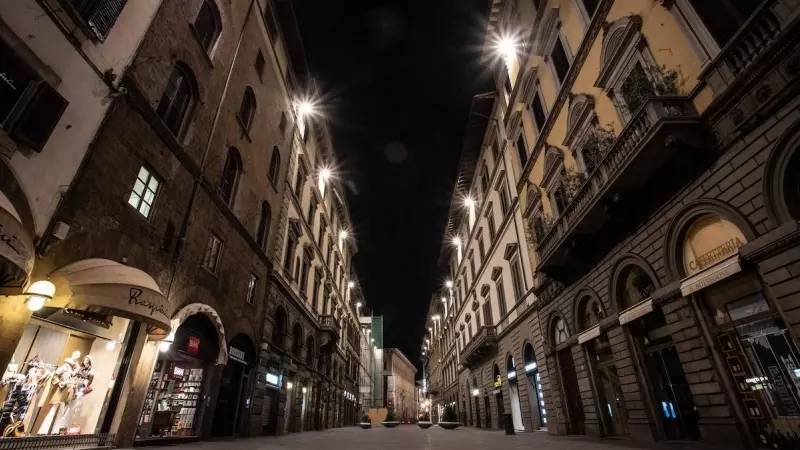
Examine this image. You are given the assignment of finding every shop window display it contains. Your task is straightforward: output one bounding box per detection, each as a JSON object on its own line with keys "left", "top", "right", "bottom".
{"left": 0, "top": 311, "right": 128, "bottom": 438}
{"left": 136, "top": 314, "right": 218, "bottom": 441}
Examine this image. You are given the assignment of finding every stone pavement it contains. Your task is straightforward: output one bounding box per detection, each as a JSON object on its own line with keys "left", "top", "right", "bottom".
{"left": 126, "top": 425, "right": 712, "bottom": 450}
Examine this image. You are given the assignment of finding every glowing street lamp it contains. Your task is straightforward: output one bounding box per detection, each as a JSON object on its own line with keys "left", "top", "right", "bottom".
{"left": 497, "top": 37, "right": 517, "bottom": 61}
{"left": 445, "top": 280, "right": 453, "bottom": 289}
{"left": 348, "top": 281, "right": 355, "bottom": 289}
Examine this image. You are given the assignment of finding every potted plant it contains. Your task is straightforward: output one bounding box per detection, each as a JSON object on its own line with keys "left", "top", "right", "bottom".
{"left": 417, "top": 412, "right": 433, "bottom": 429}
{"left": 358, "top": 414, "right": 371, "bottom": 429}
{"left": 382, "top": 409, "right": 400, "bottom": 428}
{"left": 438, "top": 405, "right": 461, "bottom": 430}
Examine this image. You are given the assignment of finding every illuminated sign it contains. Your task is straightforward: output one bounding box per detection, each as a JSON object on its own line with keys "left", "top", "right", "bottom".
{"left": 188, "top": 336, "right": 200, "bottom": 354}
{"left": 687, "top": 238, "right": 744, "bottom": 272}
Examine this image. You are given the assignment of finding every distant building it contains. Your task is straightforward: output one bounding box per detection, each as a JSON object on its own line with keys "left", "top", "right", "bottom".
{"left": 383, "top": 348, "right": 417, "bottom": 421}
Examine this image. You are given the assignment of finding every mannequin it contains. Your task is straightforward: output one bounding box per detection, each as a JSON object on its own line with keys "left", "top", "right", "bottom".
{"left": 37, "top": 351, "right": 80, "bottom": 435}
{"left": 54, "top": 355, "right": 95, "bottom": 433}
{"left": 1, "top": 356, "right": 51, "bottom": 437}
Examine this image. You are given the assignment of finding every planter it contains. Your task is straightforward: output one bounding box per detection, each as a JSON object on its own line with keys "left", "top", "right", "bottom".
{"left": 358, "top": 422, "right": 372, "bottom": 429}
{"left": 438, "top": 422, "right": 461, "bottom": 430}
{"left": 382, "top": 421, "right": 400, "bottom": 428}
{"left": 417, "top": 421, "right": 433, "bottom": 429}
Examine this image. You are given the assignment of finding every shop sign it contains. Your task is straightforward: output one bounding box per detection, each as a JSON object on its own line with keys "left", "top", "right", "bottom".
{"left": 619, "top": 299, "right": 654, "bottom": 325}
{"left": 680, "top": 256, "right": 742, "bottom": 296}
{"left": 494, "top": 375, "right": 501, "bottom": 388}
{"left": 229, "top": 346, "right": 246, "bottom": 364}
{"left": 0, "top": 206, "right": 34, "bottom": 282}
{"left": 682, "top": 216, "right": 747, "bottom": 276}
{"left": 578, "top": 325, "right": 601, "bottom": 344}
{"left": 686, "top": 237, "right": 744, "bottom": 273}
{"left": 188, "top": 336, "right": 200, "bottom": 354}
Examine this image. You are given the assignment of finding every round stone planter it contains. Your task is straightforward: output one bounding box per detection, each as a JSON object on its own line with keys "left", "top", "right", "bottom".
{"left": 438, "top": 422, "right": 461, "bottom": 430}
{"left": 358, "top": 422, "right": 372, "bottom": 429}
{"left": 417, "top": 421, "right": 433, "bottom": 429}
{"left": 382, "top": 421, "right": 400, "bottom": 428}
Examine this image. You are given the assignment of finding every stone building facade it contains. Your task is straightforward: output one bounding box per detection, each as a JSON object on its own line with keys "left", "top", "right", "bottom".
{"left": 426, "top": 1, "right": 800, "bottom": 449}
{"left": 0, "top": 0, "right": 366, "bottom": 447}
{"left": 383, "top": 348, "right": 417, "bottom": 421}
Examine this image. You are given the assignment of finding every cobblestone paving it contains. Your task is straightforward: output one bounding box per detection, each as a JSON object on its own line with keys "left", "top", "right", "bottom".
{"left": 130, "top": 425, "right": 707, "bottom": 450}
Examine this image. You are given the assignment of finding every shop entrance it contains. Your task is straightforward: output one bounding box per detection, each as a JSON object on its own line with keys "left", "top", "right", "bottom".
{"left": 523, "top": 343, "right": 546, "bottom": 430}
{"left": 493, "top": 364, "right": 504, "bottom": 429}
{"left": 136, "top": 314, "right": 220, "bottom": 441}
{"left": 558, "top": 348, "right": 586, "bottom": 435}
{"left": 592, "top": 335, "right": 629, "bottom": 437}
{"left": 212, "top": 334, "right": 256, "bottom": 437}
{"left": 483, "top": 396, "right": 491, "bottom": 428}
{"left": 699, "top": 272, "right": 800, "bottom": 448}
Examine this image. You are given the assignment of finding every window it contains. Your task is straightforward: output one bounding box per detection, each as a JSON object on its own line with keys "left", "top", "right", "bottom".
{"left": 311, "top": 270, "right": 321, "bottom": 311}
{"left": 283, "top": 234, "right": 297, "bottom": 275}
{"left": 245, "top": 273, "right": 258, "bottom": 305}
{"left": 295, "top": 163, "right": 306, "bottom": 197}
{"left": 510, "top": 259, "right": 525, "bottom": 303}
{"left": 194, "top": 0, "right": 221, "bottom": 52}
{"left": 157, "top": 64, "right": 196, "bottom": 136}
{"left": 220, "top": 147, "right": 242, "bottom": 205}
{"left": 619, "top": 62, "right": 656, "bottom": 115}
{"left": 516, "top": 134, "right": 528, "bottom": 168}
{"left": 237, "top": 87, "right": 256, "bottom": 132}
{"left": 582, "top": 0, "right": 599, "bottom": 16}
{"left": 202, "top": 234, "right": 223, "bottom": 274}
{"left": 551, "top": 38, "right": 570, "bottom": 83}
{"left": 299, "top": 255, "right": 310, "bottom": 295}
{"left": 478, "top": 235, "right": 486, "bottom": 262}
{"left": 486, "top": 205, "right": 497, "bottom": 240}
{"left": 553, "top": 317, "right": 569, "bottom": 345}
{"left": 68, "top": 0, "right": 128, "bottom": 40}
{"left": 496, "top": 278, "right": 508, "bottom": 317}
{"left": 256, "top": 201, "right": 271, "bottom": 248}
{"left": 308, "top": 197, "right": 318, "bottom": 225}
{"left": 490, "top": 137, "right": 500, "bottom": 163}
{"left": 264, "top": 2, "right": 278, "bottom": 41}
{"left": 531, "top": 92, "right": 546, "bottom": 131}
{"left": 483, "top": 301, "right": 493, "bottom": 326}
{"left": 687, "top": 0, "right": 758, "bottom": 48}
{"left": 127, "top": 166, "right": 160, "bottom": 219}
{"left": 498, "top": 183, "right": 511, "bottom": 218}
{"left": 268, "top": 146, "right": 280, "bottom": 185}
{"left": 552, "top": 184, "right": 568, "bottom": 216}
{"left": 480, "top": 167, "right": 490, "bottom": 196}
{"left": 469, "top": 256, "right": 477, "bottom": 282}
{"left": 254, "top": 50, "right": 265, "bottom": 80}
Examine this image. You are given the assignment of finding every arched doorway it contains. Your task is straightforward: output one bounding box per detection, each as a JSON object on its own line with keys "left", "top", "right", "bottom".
{"left": 616, "top": 262, "right": 700, "bottom": 441}
{"left": 553, "top": 315, "right": 585, "bottom": 434}
{"left": 136, "top": 313, "right": 221, "bottom": 441}
{"left": 678, "top": 214, "right": 800, "bottom": 447}
{"left": 577, "top": 294, "right": 628, "bottom": 437}
{"left": 493, "top": 364, "right": 504, "bottom": 429}
{"left": 523, "top": 342, "right": 546, "bottom": 430}
{"left": 212, "top": 333, "right": 257, "bottom": 437}
{"left": 506, "top": 354, "right": 524, "bottom": 431}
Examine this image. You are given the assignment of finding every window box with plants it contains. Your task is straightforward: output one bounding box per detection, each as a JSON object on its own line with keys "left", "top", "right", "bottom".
{"left": 417, "top": 412, "right": 433, "bottom": 429}
{"left": 359, "top": 414, "right": 372, "bottom": 429}
{"left": 438, "top": 405, "right": 461, "bottom": 430}
{"left": 382, "top": 409, "right": 400, "bottom": 428}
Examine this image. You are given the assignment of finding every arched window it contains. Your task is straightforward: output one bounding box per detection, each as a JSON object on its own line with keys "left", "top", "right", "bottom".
{"left": 256, "top": 201, "right": 271, "bottom": 248}
{"left": 506, "top": 355, "right": 516, "bottom": 378}
{"left": 523, "top": 343, "right": 537, "bottom": 372}
{"left": 194, "top": 0, "right": 221, "bottom": 52}
{"left": 238, "top": 87, "right": 256, "bottom": 132}
{"left": 552, "top": 317, "right": 569, "bottom": 346}
{"left": 157, "top": 63, "right": 197, "bottom": 136}
{"left": 292, "top": 323, "right": 303, "bottom": 357}
{"left": 268, "top": 146, "right": 280, "bottom": 185}
{"left": 578, "top": 295, "right": 603, "bottom": 331}
{"left": 272, "top": 306, "right": 286, "bottom": 347}
{"left": 220, "top": 147, "right": 242, "bottom": 205}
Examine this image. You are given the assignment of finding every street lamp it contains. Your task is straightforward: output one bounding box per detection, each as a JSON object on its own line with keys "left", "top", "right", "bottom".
{"left": 24, "top": 280, "right": 55, "bottom": 312}
{"left": 348, "top": 281, "right": 355, "bottom": 289}
{"left": 496, "top": 36, "right": 517, "bottom": 61}
{"left": 445, "top": 280, "right": 453, "bottom": 289}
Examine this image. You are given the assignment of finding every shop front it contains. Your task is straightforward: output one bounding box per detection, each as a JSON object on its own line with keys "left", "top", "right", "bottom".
{"left": 505, "top": 356, "right": 524, "bottom": 431}
{"left": 135, "top": 311, "right": 222, "bottom": 443}
{"left": 259, "top": 360, "right": 282, "bottom": 435}
{"left": 211, "top": 334, "right": 256, "bottom": 438}
{"left": 523, "top": 343, "right": 547, "bottom": 430}
{"left": 0, "top": 259, "right": 171, "bottom": 448}
{"left": 677, "top": 214, "right": 800, "bottom": 449}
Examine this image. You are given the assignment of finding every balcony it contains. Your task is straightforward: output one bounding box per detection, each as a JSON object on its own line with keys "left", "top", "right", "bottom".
{"left": 537, "top": 97, "right": 708, "bottom": 276}
{"left": 459, "top": 326, "right": 498, "bottom": 370}
{"left": 319, "top": 315, "right": 341, "bottom": 349}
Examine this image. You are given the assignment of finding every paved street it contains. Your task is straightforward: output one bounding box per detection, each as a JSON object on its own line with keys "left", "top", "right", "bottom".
{"left": 130, "top": 426, "right": 703, "bottom": 450}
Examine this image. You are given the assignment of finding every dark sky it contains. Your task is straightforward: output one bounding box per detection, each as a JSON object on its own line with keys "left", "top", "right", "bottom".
{"left": 294, "top": 0, "right": 491, "bottom": 370}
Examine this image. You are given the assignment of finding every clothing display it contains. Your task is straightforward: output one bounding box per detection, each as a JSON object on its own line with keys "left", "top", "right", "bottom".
{"left": 1, "top": 349, "right": 101, "bottom": 437}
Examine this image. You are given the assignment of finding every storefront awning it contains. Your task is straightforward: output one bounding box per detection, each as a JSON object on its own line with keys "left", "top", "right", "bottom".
{"left": 0, "top": 203, "right": 34, "bottom": 291}
{"left": 48, "top": 259, "right": 171, "bottom": 335}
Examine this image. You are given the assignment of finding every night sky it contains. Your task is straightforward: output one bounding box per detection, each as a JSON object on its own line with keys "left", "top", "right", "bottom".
{"left": 294, "top": 0, "right": 492, "bottom": 370}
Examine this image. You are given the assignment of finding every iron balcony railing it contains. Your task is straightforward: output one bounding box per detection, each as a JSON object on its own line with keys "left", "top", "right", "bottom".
{"left": 319, "top": 315, "right": 341, "bottom": 334}
{"left": 536, "top": 97, "right": 699, "bottom": 268}
{"left": 66, "top": 0, "right": 128, "bottom": 40}
{"left": 459, "top": 326, "right": 498, "bottom": 367}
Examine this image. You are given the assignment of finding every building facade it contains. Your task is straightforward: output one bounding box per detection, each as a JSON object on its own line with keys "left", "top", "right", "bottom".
{"left": 0, "top": 0, "right": 367, "bottom": 447}
{"left": 383, "top": 348, "right": 417, "bottom": 422}
{"left": 426, "top": 0, "right": 800, "bottom": 449}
